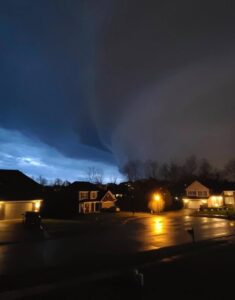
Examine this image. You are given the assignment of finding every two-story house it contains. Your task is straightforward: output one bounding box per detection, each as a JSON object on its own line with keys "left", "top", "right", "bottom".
{"left": 183, "top": 180, "right": 235, "bottom": 209}
{"left": 70, "top": 182, "right": 117, "bottom": 214}
{"left": 69, "top": 182, "right": 100, "bottom": 214}
{"left": 183, "top": 181, "right": 210, "bottom": 209}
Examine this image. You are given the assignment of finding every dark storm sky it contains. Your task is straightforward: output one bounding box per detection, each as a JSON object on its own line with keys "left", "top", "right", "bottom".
{"left": 0, "top": 0, "right": 235, "bottom": 180}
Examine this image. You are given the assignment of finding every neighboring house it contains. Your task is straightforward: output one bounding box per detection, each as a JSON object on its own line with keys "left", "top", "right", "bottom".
{"left": 70, "top": 181, "right": 117, "bottom": 214}
{"left": 0, "top": 170, "right": 43, "bottom": 220}
{"left": 183, "top": 180, "right": 235, "bottom": 209}
{"left": 106, "top": 183, "right": 124, "bottom": 199}
{"left": 70, "top": 182, "right": 100, "bottom": 214}
{"left": 100, "top": 190, "right": 117, "bottom": 210}
{"left": 79, "top": 190, "right": 117, "bottom": 214}
{"left": 70, "top": 182, "right": 117, "bottom": 214}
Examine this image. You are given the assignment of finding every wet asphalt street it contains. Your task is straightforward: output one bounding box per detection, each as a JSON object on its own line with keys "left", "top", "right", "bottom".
{"left": 0, "top": 210, "right": 235, "bottom": 276}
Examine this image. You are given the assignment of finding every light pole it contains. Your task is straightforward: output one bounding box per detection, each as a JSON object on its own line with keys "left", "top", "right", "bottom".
{"left": 152, "top": 193, "right": 163, "bottom": 214}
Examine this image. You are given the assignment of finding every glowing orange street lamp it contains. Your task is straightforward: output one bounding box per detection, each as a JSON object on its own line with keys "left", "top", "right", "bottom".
{"left": 154, "top": 193, "right": 161, "bottom": 202}
{"left": 149, "top": 193, "right": 164, "bottom": 214}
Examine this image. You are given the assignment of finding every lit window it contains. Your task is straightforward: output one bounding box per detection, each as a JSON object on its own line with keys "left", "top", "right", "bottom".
{"left": 225, "top": 197, "right": 234, "bottom": 205}
{"left": 224, "top": 191, "right": 234, "bottom": 196}
{"left": 188, "top": 191, "right": 196, "bottom": 196}
{"left": 79, "top": 191, "right": 89, "bottom": 200}
{"left": 90, "top": 191, "right": 98, "bottom": 200}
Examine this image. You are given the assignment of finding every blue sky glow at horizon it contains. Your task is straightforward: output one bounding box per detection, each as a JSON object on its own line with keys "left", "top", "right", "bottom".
{"left": 0, "top": 128, "right": 123, "bottom": 183}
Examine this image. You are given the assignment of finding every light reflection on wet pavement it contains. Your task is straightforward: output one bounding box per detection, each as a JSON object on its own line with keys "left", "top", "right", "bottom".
{"left": 0, "top": 211, "right": 234, "bottom": 275}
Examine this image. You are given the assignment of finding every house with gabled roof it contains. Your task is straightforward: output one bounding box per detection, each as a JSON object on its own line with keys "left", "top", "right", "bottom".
{"left": 100, "top": 190, "right": 117, "bottom": 211}
{"left": 69, "top": 182, "right": 118, "bottom": 214}
{"left": 0, "top": 169, "right": 43, "bottom": 219}
{"left": 183, "top": 180, "right": 235, "bottom": 209}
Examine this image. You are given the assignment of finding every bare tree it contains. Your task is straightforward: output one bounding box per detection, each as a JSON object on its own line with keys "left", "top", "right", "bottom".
{"left": 159, "top": 162, "right": 182, "bottom": 182}
{"left": 144, "top": 160, "right": 159, "bottom": 179}
{"left": 109, "top": 175, "right": 118, "bottom": 184}
{"left": 120, "top": 160, "right": 142, "bottom": 182}
{"left": 62, "top": 180, "right": 71, "bottom": 187}
{"left": 54, "top": 178, "right": 63, "bottom": 186}
{"left": 198, "top": 159, "right": 213, "bottom": 179}
{"left": 37, "top": 175, "right": 48, "bottom": 186}
{"left": 159, "top": 163, "right": 169, "bottom": 181}
{"left": 95, "top": 170, "right": 104, "bottom": 184}
{"left": 87, "top": 167, "right": 104, "bottom": 184}
{"left": 212, "top": 168, "right": 223, "bottom": 181}
{"left": 182, "top": 155, "right": 198, "bottom": 179}
{"left": 168, "top": 162, "right": 182, "bottom": 182}
{"left": 224, "top": 159, "right": 235, "bottom": 181}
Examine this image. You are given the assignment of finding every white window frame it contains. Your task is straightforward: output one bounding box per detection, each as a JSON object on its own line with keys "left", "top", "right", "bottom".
{"left": 79, "top": 191, "right": 89, "bottom": 201}
{"left": 188, "top": 190, "right": 197, "bottom": 197}
{"left": 90, "top": 191, "right": 98, "bottom": 200}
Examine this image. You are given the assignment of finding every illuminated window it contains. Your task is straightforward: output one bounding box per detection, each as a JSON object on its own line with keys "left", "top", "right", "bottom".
{"left": 90, "top": 191, "right": 98, "bottom": 200}
{"left": 188, "top": 191, "right": 196, "bottom": 196}
{"left": 224, "top": 191, "right": 234, "bottom": 196}
{"left": 209, "top": 196, "right": 223, "bottom": 207}
{"left": 79, "top": 191, "right": 89, "bottom": 200}
{"left": 225, "top": 197, "right": 234, "bottom": 205}
{"left": 198, "top": 191, "right": 208, "bottom": 197}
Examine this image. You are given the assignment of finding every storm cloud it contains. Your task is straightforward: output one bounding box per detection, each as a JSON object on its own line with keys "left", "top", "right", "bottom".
{"left": 0, "top": 0, "right": 235, "bottom": 179}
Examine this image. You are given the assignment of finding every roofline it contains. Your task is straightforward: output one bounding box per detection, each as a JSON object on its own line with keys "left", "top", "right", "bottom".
{"left": 100, "top": 190, "right": 117, "bottom": 202}
{"left": 0, "top": 199, "right": 43, "bottom": 203}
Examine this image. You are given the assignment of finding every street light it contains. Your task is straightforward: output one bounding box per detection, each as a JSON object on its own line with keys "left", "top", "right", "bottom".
{"left": 149, "top": 192, "right": 164, "bottom": 214}
{"left": 154, "top": 193, "right": 161, "bottom": 202}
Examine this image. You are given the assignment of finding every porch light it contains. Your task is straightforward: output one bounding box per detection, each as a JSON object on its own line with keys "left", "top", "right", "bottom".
{"left": 34, "top": 201, "right": 41, "bottom": 211}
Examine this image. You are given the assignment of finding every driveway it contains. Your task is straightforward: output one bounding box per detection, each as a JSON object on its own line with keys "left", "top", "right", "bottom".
{"left": 0, "top": 219, "right": 43, "bottom": 245}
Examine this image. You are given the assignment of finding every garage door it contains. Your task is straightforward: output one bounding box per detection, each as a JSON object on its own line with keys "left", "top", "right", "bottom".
{"left": 188, "top": 200, "right": 201, "bottom": 209}
{"left": 4, "top": 202, "right": 33, "bottom": 219}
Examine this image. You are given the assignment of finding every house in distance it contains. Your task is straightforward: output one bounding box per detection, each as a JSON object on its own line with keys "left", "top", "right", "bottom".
{"left": 183, "top": 180, "right": 235, "bottom": 210}
{"left": 0, "top": 170, "right": 43, "bottom": 220}
{"left": 69, "top": 181, "right": 118, "bottom": 214}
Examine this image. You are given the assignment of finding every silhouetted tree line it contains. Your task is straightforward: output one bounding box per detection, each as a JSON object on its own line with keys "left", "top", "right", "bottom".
{"left": 34, "top": 176, "right": 71, "bottom": 188}
{"left": 120, "top": 156, "right": 235, "bottom": 183}
{"left": 34, "top": 157, "right": 235, "bottom": 217}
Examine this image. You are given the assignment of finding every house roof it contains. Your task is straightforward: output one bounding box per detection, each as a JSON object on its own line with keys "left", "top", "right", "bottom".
{"left": 186, "top": 179, "right": 235, "bottom": 194}
{"left": 0, "top": 169, "right": 42, "bottom": 200}
{"left": 69, "top": 181, "right": 98, "bottom": 191}
{"left": 100, "top": 190, "right": 117, "bottom": 202}
{"left": 106, "top": 184, "right": 125, "bottom": 194}
{"left": 186, "top": 180, "right": 209, "bottom": 191}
